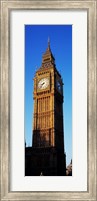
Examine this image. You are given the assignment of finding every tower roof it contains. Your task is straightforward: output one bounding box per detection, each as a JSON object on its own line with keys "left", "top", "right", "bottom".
{"left": 42, "top": 38, "right": 55, "bottom": 66}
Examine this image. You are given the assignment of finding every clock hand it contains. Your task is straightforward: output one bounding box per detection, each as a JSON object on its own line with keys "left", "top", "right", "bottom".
{"left": 41, "top": 82, "right": 45, "bottom": 86}
{"left": 40, "top": 82, "right": 45, "bottom": 88}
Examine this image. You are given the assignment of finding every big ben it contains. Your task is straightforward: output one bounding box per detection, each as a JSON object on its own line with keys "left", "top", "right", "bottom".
{"left": 25, "top": 39, "right": 66, "bottom": 176}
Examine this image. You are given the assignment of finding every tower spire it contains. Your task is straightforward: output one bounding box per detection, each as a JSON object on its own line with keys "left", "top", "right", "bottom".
{"left": 48, "top": 37, "right": 50, "bottom": 50}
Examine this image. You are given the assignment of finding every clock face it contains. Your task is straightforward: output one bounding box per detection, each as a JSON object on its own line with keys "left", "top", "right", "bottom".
{"left": 56, "top": 81, "right": 62, "bottom": 93}
{"left": 38, "top": 78, "right": 49, "bottom": 90}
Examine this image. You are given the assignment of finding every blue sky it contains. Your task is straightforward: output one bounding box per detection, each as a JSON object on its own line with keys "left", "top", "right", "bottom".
{"left": 25, "top": 25, "right": 72, "bottom": 166}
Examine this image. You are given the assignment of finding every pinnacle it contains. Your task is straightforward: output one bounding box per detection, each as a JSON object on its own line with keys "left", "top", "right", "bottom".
{"left": 48, "top": 37, "right": 50, "bottom": 50}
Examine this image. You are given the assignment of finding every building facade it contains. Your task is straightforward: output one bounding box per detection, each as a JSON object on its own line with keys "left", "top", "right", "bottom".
{"left": 25, "top": 40, "right": 66, "bottom": 176}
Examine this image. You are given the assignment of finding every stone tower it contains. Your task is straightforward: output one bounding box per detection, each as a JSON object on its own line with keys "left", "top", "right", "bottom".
{"left": 25, "top": 39, "right": 66, "bottom": 176}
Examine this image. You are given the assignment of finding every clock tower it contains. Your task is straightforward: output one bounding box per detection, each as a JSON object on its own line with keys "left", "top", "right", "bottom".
{"left": 25, "top": 39, "right": 66, "bottom": 176}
